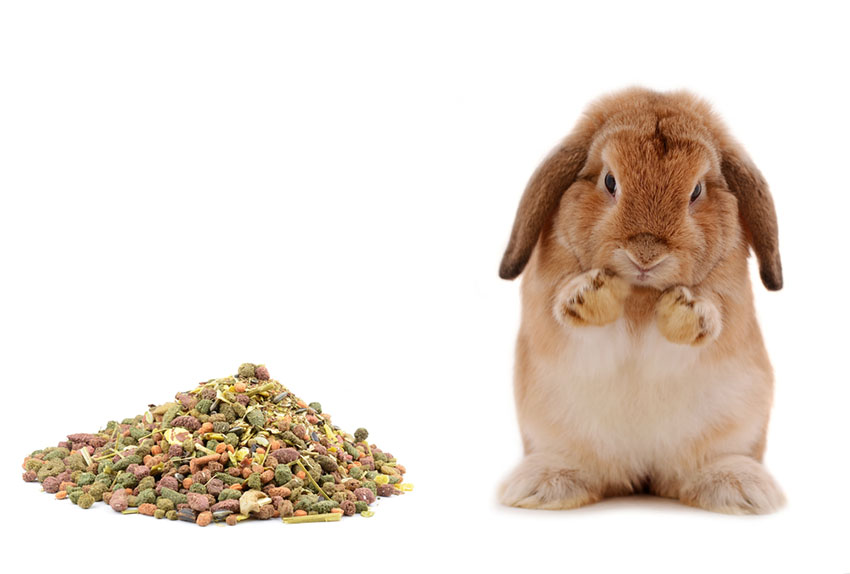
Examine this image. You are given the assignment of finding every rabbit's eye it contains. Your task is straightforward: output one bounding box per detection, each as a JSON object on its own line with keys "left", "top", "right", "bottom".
{"left": 604, "top": 173, "right": 617, "bottom": 195}
{"left": 690, "top": 183, "right": 702, "bottom": 203}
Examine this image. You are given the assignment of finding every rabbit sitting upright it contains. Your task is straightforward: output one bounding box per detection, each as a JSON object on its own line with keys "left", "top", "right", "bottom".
{"left": 498, "top": 88, "right": 784, "bottom": 514}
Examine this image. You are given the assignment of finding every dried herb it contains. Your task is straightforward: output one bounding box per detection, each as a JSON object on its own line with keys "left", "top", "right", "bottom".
{"left": 282, "top": 512, "right": 342, "bottom": 524}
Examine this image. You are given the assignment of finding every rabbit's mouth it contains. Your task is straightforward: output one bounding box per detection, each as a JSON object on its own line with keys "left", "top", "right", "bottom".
{"left": 612, "top": 249, "right": 675, "bottom": 288}
{"left": 630, "top": 257, "right": 665, "bottom": 282}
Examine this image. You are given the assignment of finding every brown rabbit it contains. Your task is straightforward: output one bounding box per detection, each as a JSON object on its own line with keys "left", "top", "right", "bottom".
{"left": 498, "top": 88, "right": 784, "bottom": 514}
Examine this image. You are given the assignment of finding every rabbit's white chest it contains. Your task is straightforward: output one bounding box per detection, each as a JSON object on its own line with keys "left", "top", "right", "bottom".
{"left": 562, "top": 318, "right": 702, "bottom": 385}
{"left": 540, "top": 318, "right": 752, "bottom": 464}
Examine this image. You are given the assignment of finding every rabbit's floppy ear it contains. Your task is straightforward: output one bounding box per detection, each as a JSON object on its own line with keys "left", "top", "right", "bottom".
{"left": 720, "top": 144, "right": 783, "bottom": 290}
{"left": 499, "top": 129, "right": 593, "bottom": 280}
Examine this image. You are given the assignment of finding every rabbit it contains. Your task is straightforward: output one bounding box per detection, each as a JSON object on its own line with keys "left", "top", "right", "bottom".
{"left": 497, "top": 87, "right": 784, "bottom": 514}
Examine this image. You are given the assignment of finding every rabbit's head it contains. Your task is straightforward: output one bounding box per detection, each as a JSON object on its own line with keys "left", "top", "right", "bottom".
{"left": 499, "top": 88, "right": 782, "bottom": 291}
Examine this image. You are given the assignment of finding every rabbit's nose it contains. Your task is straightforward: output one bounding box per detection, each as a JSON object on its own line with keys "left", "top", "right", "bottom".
{"left": 625, "top": 233, "right": 669, "bottom": 268}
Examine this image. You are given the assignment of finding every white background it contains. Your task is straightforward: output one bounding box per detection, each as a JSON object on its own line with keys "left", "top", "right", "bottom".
{"left": 1, "top": 1, "right": 848, "bottom": 572}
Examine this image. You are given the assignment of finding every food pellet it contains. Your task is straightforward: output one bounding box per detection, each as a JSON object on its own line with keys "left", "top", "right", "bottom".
{"left": 21, "top": 363, "right": 407, "bottom": 526}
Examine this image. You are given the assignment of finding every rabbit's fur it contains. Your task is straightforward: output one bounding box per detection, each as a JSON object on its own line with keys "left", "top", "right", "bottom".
{"left": 499, "top": 88, "right": 784, "bottom": 514}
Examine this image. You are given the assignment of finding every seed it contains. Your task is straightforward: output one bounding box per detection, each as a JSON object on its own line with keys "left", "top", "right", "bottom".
{"left": 177, "top": 508, "right": 196, "bottom": 523}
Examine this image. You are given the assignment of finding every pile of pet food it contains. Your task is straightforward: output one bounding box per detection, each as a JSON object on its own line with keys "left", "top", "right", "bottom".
{"left": 21, "top": 363, "right": 409, "bottom": 525}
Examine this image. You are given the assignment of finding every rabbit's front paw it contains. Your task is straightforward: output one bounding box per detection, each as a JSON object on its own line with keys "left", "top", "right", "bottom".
{"left": 655, "top": 286, "right": 721, "bottom": 345}
{"left": 554, "top": 269, "right": 630, "bottom": 327}
{"left": 679, "top": 455, "right": 785, "bottom": 515}
{"left": 499, "top": 454, "right": 599, "bottom": 510}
